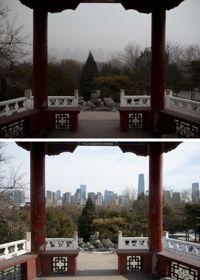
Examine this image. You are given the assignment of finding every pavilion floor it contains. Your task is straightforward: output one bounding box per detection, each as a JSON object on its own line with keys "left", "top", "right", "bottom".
{"left": 36, "top": 111, "right": 156, "bottom": 138}
{"left": 37, "top": 252, "right": 159, "bottom": 280}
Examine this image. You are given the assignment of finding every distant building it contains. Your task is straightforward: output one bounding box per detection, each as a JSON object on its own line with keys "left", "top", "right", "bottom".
{"left": 119, "top": 195, "right": 128, "bottom": 206}
{"left": 192, "top": 183, "right": 199, "bottom": 203}
{"left": 88, "top": 192, "right": 96, "bottom": 204}
{"left": 95, "top": 192, "right": 103, "bottom": 206}
{"left": 138, "top": 174, "right": 145, "bottom": 197}
{"left": 80, "top": 185, "right": 86, "bottom": 201}
{"left": 172, "top": 192, "right": 181, "bottom": 204}
{"left": 56, "top": 190, "right": 62, "bottom": 200}
{"left": 63, "top": 192, "right": 71, "bottom": 205}
{"left": 74, "top": 188, "right": 81, "bottom": 205}
{"left": 104, "top": 190, "right": 115, "bottom": 205}
{"left": 163, "top": 190, "right": 171, "bottom": 206}
{"left": 13, "top": 190, "right": 25, "bottom": 205}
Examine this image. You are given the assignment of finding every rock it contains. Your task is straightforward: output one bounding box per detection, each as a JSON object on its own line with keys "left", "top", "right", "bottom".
{"left": 93, "top": 98, "right": 104, "bottom": 107}
{"left": 91, "top": 90, "right": 101, "bottom": 99}
{"left": 101, "top": 239, "right": 113, "bottom": 248}
{"left": 93, "top": 240, "right": 103, "bottom": 249}
{"left": 103, "top": 97, "right": 116, "bottom": 107}
{"left": 94, "top": 232, "right": 100, "bottom": 240}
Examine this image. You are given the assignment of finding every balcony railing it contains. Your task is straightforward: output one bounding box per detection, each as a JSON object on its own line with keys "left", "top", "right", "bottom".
{"left": 0, "top": 89, "right": 79, "bottom": 117}
{"left": 0, "top": 232, "right": 78, "bottom": 260}
{"left": 120, "top": 89, "right": 150, "bottom": 107}
{"left": 46, "top": 232, "right": 78, "bottom": 250}
{"left": 162, "top": 232, "right": 200, "bottom": 260}
{"left": 120, "top": 89, "right": 200, "bottom": 118}
{"left": 118, "top": 231, "right": 148, "bottom": 249}
{"left": 0, "top": 239, "right": 30, "bottom": 260}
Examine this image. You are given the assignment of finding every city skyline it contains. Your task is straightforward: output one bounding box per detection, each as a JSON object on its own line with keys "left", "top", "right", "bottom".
{"left": 2, "top": 142, "right": 200, "bottom": 197}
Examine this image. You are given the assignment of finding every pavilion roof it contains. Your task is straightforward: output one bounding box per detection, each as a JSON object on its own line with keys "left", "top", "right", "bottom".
{"left": 19, "top": 0, "right": 185, "bottom": 13}
{"left": 17, "top": 142, "right": 181, "bottom": 156}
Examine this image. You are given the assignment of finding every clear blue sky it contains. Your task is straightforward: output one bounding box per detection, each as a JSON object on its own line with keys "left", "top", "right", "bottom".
{"left": 7, "top": 0, "right": 200, "bottom": 61}
{"left": 2, "top": 141, "right": 200, "bottom": 198}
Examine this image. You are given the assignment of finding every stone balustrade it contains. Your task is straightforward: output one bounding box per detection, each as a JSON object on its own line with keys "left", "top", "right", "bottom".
{"left": 0, "top": 97, "right": 33, "bottom": 117}
{"left": 0, "top": 240, "right": 30, "bottom": 260}
{"left": 0, "top": 89, "right": 79, "bottom": 117}
{"left": 118, "top": 231, "right": 148, "bottom": 249}
{"left": 120, "top": 89, "right": 200, "bottom": 118}
{"left": 120, "top": 89, "right": 150, "bottom": 107}
{"left": 46, "top": 232, "right": 78, "bottom": 250}
{"left": 162, "top": 233, "right": 200, "bottom": 260}
{"left": 165, "top": 93, "right": 200, "bottom": 117}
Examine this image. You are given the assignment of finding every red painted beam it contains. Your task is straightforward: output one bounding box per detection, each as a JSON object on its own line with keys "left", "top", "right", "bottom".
{"left": 33, "top": 9, "right": 48, "bottom": 110}
{"left": 148, "top": 142, "right": 163, "bottom": 252}
{"left": 151, "top": 9, "right": 166, "bottom": 111}
{"left": 30, "top": 143, "right": 46, "bottom": 276}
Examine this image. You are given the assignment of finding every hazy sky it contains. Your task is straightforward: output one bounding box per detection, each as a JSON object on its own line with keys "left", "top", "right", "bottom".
{"left": 7, "top": 0, "right": 200, "bottom": 60}
{"left": 2, "top": 141, "right": 200, "bottom": 199}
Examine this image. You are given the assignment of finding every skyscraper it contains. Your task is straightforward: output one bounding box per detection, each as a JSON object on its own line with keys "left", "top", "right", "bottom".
{"left": 192, "top": 183, "right": 199, "bottom": 203}
{"left": 104, "top": 190, "right": 115, "bottom": 205}
{"left": 63, "top": 192, "right": 71, "bottom": 205}
{"left": 138, "top": 174, "right": 145, "bottom": 196}
{"left": 80, "top": 185, "right": 86, "bottom": 201}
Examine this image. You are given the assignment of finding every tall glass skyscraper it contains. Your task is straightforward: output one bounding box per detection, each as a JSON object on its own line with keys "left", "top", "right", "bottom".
{"left": 138, "top": 174, "right": 145, "bottom": 196}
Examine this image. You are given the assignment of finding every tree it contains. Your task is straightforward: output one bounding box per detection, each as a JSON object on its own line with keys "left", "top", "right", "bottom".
{"left": 0, "top": 0, "right": 29, "bottom": 100}
{"left": 79, "top": 51, "right": 98, "bottom": 100}
{"left": 78, "top": 197, "right": 96, "bottom": 242}
{"left": 184, "top": 203, "right": 200, "bottom": 242}
{"left": 119, "top": 42, "right": 141, "bottom": 71}
{"left": 0, "top": 143, "right": 27, "bottom": 243}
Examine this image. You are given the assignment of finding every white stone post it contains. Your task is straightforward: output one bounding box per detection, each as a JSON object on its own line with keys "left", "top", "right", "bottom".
{"left": 74, "top": 89, "right": 79, "bottom": 106}
{"left": 120, "top": 89, "right": 125, "bottom": 106}
{"left": 118, "top": 231, "right": 122, "bottom": 249}
{"left": 74, "top": 231, "right": 78, "bottom": 249}
{"left": 26, "top": 232, "right": 31, "bottom": 251}
{"left": 162, "top": 231, "right": 169, "bottom": 250}
{"left": 24, "top": 89, "right": 33, "bottom": 109}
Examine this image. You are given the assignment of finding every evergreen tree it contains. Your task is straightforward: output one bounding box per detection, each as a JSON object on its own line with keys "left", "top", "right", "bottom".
{"left": 80, "top": 51, "right": 98, "bottom": 100}
{"left": 78, "top": 197, "right": 96, "bottom": 242}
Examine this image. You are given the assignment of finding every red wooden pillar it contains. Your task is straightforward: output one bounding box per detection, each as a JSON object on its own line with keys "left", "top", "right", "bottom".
{"left": 30, "top": 143, "right": 46, "bottom": 276}
{"left": 33, "top": 9, "right": 48, "bottom": 110}
{"left": 151, "top": 8, "right": 166, "bottom": 111}
{"left": 148, "top": 142, "right": 163, "bottom": 252}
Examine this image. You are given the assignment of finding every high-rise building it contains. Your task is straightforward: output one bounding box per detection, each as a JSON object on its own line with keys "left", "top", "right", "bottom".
{"left": 63, "top": 192, "right": 71, "bottom": 205}
{"left": 163, "top": 190, "right": 171, "bottom": 206}
{"left": 95, "top": 192, "right": 103, "bottom": 206}
{"left": 172, "top": 192, "right": 181, "bottom": 204}
{"left": 56, "top": 190, "right": 62, "bottom": 200}
{"left": 13, "top": 190, "right": 25, "bottom": 205}
{"left": 138, "top": 174, "right": 145, "bottom": 196}
{"left": 192, "top": 183, "right": 199, "bottom": 203}
{"left": 74, "top": 188, "right": 81, "bottom": 205}
{"left": 104, "top": 190, "right": 115, "bottom": 205}
{"left": 88, "top": 192, "right": 96, "bottom": 204}
{"left": 80, "top": 185, "right": 86, "bottom": 201}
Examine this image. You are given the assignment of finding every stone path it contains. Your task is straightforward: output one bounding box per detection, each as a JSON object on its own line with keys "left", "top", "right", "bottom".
{"left": 38, "top": 252, "right": 158, "bottom": 280}
{"left": 45, "top": 111, "right": 154, "bottom": 138}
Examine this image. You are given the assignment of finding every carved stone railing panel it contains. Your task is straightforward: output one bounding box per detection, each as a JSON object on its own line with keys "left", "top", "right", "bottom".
{"left": 165, "top": 94, "right": 200, "bottom": 118}
{"left": 162, "top": 233, "right": 200, "bottom": 260}
{"left": 118, "top": 231, "right": 148, "bottom": 249}
{"left": 46, "top": 233, "right": 78, "bottom": 250}
{"left": 120, "top": 89, "right": 150, "bottom": 107}
{"left": 0, "top": 89, "right": 79, "bottom": 117}
{"left": 0, "top": 240, "right": 30, "bottom": 260}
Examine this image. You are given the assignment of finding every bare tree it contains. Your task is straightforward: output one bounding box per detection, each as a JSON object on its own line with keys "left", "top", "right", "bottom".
{"left": 0, "top": 143, "right": 27, "bottom": 241}
{"left": 0, "top": 0, "right": 29, "bottom": 66}
{"left": 0, "top": 143, "right": 25, "bottom": 209}
{"left": 119, "top": 42, "right": 141, "bottom": 70}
